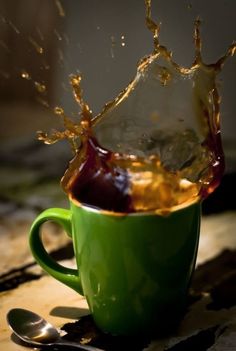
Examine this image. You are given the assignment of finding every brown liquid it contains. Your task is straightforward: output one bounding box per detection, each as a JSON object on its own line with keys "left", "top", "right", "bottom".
{"left": 38, "top": 1, "right": 236, "bottom": 215}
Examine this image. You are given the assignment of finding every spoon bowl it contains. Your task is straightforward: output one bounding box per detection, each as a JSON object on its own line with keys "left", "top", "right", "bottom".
{"left": 7, "top": 308, "right": 103, "bottom": 351}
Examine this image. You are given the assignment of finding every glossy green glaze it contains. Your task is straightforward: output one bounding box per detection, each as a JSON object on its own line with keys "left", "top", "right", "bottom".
{"left": 29, "top": 201, "right": 201, "bottom": 335}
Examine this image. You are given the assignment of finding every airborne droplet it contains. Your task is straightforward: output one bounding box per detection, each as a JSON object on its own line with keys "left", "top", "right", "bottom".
{"left": 21, "top": 70, "right": 31, "bottom": 80}
{"left": 34, "top": 81, "right": 46, "bottom": 93}
{"left": 28, "top": 37, "right": 44, "bottom": 54}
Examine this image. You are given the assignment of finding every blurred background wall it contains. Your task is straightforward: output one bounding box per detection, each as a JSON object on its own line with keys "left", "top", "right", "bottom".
{"left": 0, "top": 0, "right": 235, "bottom": 169}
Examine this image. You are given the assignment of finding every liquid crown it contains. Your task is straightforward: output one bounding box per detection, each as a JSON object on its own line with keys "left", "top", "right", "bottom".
{"left": 38, "top": 1, "right": 236, "bottom": 214}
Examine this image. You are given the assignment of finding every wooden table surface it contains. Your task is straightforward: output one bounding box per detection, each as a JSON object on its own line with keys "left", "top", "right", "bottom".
{"left": 1, "top": 209, "right": 236, "bottom": 351}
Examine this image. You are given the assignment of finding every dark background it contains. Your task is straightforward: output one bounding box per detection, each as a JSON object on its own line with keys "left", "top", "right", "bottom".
{"left": 0, "top": 0, "right": 235, "bottom": 192}
{"left": 0, "top": 1, "right": 235, "bottom": 144}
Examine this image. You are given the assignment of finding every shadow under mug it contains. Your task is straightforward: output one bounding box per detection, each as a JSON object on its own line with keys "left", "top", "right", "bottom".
{"left": 29, "top": 200, "right": 201, "bottom": 336}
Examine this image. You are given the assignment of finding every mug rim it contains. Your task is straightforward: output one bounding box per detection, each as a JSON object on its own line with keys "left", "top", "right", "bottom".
{"left": 69, "top": 194, "right": 200, "bottom": 217}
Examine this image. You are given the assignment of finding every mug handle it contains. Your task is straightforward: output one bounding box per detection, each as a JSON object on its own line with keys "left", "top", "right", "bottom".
{"left": 29, "top": 208, "right": 83, "bottom": 295}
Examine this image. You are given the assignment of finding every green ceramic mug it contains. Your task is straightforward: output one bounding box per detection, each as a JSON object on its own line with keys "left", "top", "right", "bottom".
{"left": 29, "top": 199, "right": 201, "bottom": 335}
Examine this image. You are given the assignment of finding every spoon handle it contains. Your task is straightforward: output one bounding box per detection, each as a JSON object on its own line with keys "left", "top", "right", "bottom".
{"left": 52, "top": 341, "right": 105, "bottom": 351}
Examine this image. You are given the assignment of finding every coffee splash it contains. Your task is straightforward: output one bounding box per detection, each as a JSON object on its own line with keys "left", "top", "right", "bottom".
{"left": 38, "top": 0, "right": 236, "bottom": 214}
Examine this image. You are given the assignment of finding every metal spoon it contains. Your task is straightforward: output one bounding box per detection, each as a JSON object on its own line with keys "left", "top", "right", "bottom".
{"left": 7, "top": 308, "right": 104, "bottom": 351}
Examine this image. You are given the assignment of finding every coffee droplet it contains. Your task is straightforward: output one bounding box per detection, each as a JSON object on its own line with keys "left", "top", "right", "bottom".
{"left": 55, "top": 0, "right": 66, "bottom": 17}
{"left": 28, "top": 37, "right": 44, "bottom": 54}
{"left": 121, "top": 34, "right": 126, "bottom": 47}
{"left": 21, "top": 70, "right": 31, "bottom": 80}
{"left": 54, "top": 106, "right": 64, "bottom": 115}
{"left": 34, "top": 81, "right": 46, "bottom": 93}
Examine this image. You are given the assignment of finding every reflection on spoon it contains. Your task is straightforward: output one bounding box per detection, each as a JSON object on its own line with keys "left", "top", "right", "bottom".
{"left": 7, "top": 308, "right": 104, "bottom": 351}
